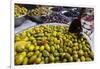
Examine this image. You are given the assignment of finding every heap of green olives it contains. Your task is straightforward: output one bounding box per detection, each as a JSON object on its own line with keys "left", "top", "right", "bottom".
{"left": 28, "top": 7, "right": 50, "bottom": 16}
{"left": 15, "top": 25, "right": 94, "bottom": 65}
{"left": 15, "top": 5, "right": 28, "bottom": 17}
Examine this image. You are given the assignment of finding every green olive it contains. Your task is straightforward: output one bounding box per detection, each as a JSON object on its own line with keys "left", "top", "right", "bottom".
{"left": 73, "top": 51, "right": 77, "bottom": 54}
{"left": 35, "top": 58, "right": 41, "bottom": 64}
{"left": 65, "top": 53, "right": 71, "bottom": 59}
{"left": 45, "top": 44, "right": 50, "bottom": 52}
{"left": 21, "top": 51, "right": 26, "bottom": 57}
{"left": 28, "top": 45, "right": 35, "bottom": 51}
{"left": 67, "top": 48, "right": 72, "bottom": 54}
{"left": 80, "top": 56, "right": 85, "bottom": 61}
{"left": 35, "top": 46, "right": 39, "bottom": 51}
{"left": 40, "top": 61, "right": 45, "bottom": 64}
{"left": 89, "top": 51, "right": 94, "bottom": 59}
{"left": 53, "top": 52, "right": 59, "bottom": 57}
{"left": 27, "top": 52, "right": 34, "bottom": 58}
{"left": 22, "top": 57, "right": 28, "bottom": 65}
{"left": 34, "top": 51, "right": 40, "bottom": 56}
{"left": 40, "top": 46, "right": 45, "bottom": 51}
{"left": 60, "top": 53, "right": 65, "bottom": 58}
{"left": 15, "top": 43, "right": 25, "bottom": 52}
{"left": 58, "top": 48, "right": 63, "bottom": 53}
{"left": 84, "top": 52, "right": 89, "bottom": 57}
{"left": 63, "top": 59, "right": 67, "bottom": 62}
{"left": 29, "top": 55, "right": 37, "bottom": 64}
{"left": 85, "top": 57, "right": 92, "bottom": 61}
{"left": 73, "top": 54, "right": 78, "bottom": 61}
{"left": 55, "top": 57, "right": 60, "bottom": 61}
{"left": 74, "top": 43, "right": 78, "bottom": 46}
{"left": 15, "top": 54, "right": 24, "bottom": 65}
{"left": 42, "top": 50, "right": 50, "bottom": 57}
{"left": 76, "top": 59, "right": 81, "bottom": 62}
{"left": 78, "top": 49, "right": 84, "bottom": 56}
{"left": 51, "top": 46, "right": 55, "bottom": 53}
{"left": 49, "top": 55, "right": 55, "bottom": 62}
{"left": 38, "top": 53, "right": 42, "bottom": 57}
{"left": 68, "top": 56, "right": 73, "bottom": 62}
{"left": 44, "top": 57, "right": 49, "bottom": 63}
{"left": 52, "top": 31, "right": 57, "bottom": 36}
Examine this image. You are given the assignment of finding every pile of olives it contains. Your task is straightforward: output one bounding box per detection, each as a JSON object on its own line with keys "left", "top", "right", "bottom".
{"left": 15, "top": 25, "right": 94, "bottom": 65}
{"left": 15, "top": 5, "right": 28, "bottom": 17}
{"left": 41, "top": 13, "right": 69, "bottom": 23}
{"left": 28, "top": 7, "right": 50, "bottom": 16}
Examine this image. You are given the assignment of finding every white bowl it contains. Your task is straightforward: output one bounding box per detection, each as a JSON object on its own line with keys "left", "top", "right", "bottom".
{"left": 15, "top": 15, "right": 26, "bottom": 27}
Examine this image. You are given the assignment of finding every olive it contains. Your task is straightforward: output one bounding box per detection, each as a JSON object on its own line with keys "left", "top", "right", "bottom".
{"left": 74, "top": 43, "right": 78, "bottom": 46}
{"left": 56, "top": 45, "right": 60, "bottom": 49}
{"left": 55, "top": 57, "right": 60, "bottom": 61}
{"left": 60, "top": 53, "right": 65, "bottom": 58}
{"left": 28, "top": 45, "right": 35, "bottom": 51}
{"left": 21, "top": 51, "right": 26, "bottom": 57}
{"left": 34, "top": 51, "right": 40, "bottom": 56}
{"left": 52, "top": 31, "right": 57, "bottom": 36}
{"left": 27, "top": 52, "right": 34, "bottom": 58}
{"left": 35, "top": 46, "right": 39, "bottom": 51}
{"left": 89, "top": 51, "right": 94, "bottom": 59}
{"left": 35, "top": 58, "right": 41, "bottom": 64}
{"left": 44, "top": 57, "right": 49, "bottom": 63}
{"left": 73, "top": 51, "right": 77, "bottom": 54}
{"left": 63, "top": 59, "right": 67, "bottom": 62}
{"left": 49, "top": 55, "right": 55, "bottom": 62}
{"left": 78, "top": 44, "right": 83, "bottom": 49}
{"left": 69, "top": 48, "right": 73, "bottom": 54}
{"left": 40, "top": 46, "right": 45, "bottom": 51}
{"left": 83, "top": 46, "right": 89, "bottom": 52}
{"left": 53, "top": 52, "right": 59, "bottom": 57}
{"left": 82, "top": 41, "right": 85, "bottom": 44}
{"left": 42, "top": 50, "right": 50, "bottom": 57}
{"left": 15, "top": 54, "right": 24, "bottom": 65}
{"left": 51, "top": 46, "right": 55, "bottom": 53}
{"left": 85, "top": 57, "right": 92, "bottom": 61}
{"left": 68, "top": 56, "right": 73, "bottom": 62}
{"left": 41, "top": 57, "right": 45, "bottom": 61}
{"left": 84, "top": 52, "right": 89, "bottom": 57}
{"left": 81, "top": 38, "right": 84, "bottom": 41}
{"left": 53, "top": 38, "right": 58, "bottom": 44}
{"left": 45, "top": 44, "right": 50, "bottom": 52}
{"left": 58, "top": 48, "right": 63, "bottom": 53}
{"left": 76, "top": 59, "right": 81, "bottom": 62}
{"left": 22, "top": 57, "right": 28, "bottom": 65}
{"left": 15, "top": 43, "right": 25, "bottom": 52}
{"left": 65, "top": 53, "right": 71, "bottom": 59}
{"left": 29, "top": 55, "right": 37, "bottom": 64}
{"left": 73, "top": 54, "right": 78, "bottom": 61}
{"left": 78, "top": 49, "right": 84, "bottom": 56}
{"left": 25, "top": 43, "right": 31, "bottom": 49}
{"left": 80, "top": 56, "right": 85, "bottom": 61}
{"left": 38, "top": 53, "right": 42, "bottom": 57}
{"left": 15, "top": 36, "right": 21, "bottom": 41}
{"left": 40, "top": 61, "right": 45, "bottom": 64}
